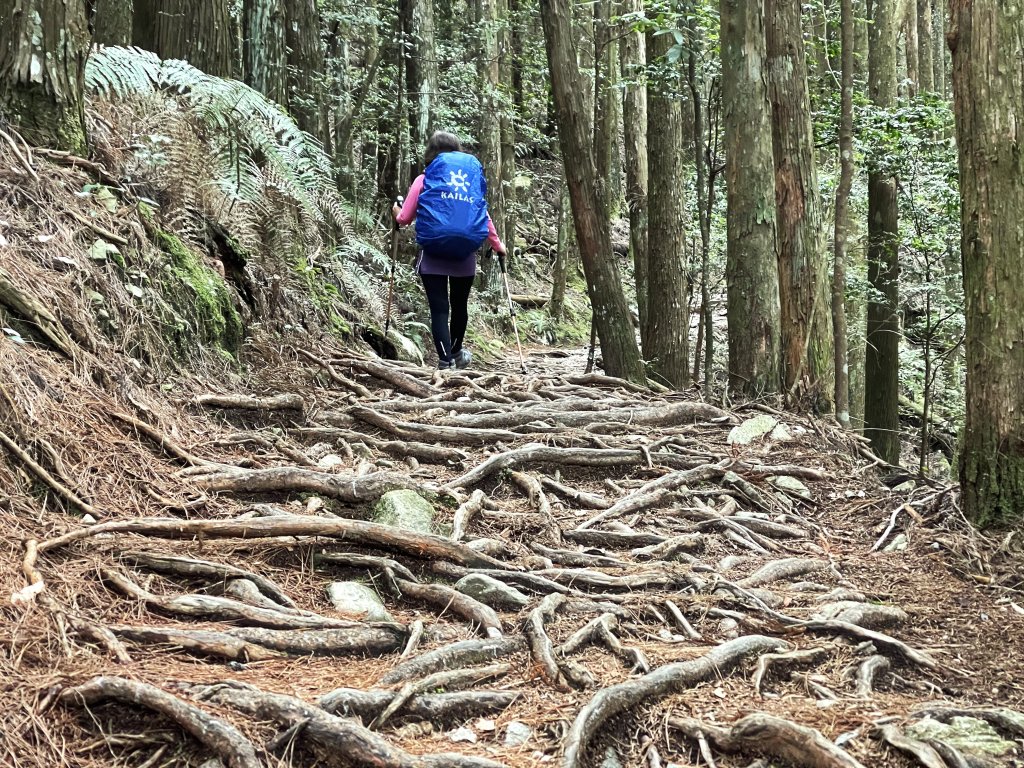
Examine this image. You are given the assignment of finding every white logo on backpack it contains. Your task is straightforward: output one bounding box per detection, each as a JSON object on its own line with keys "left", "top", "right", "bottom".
{"left": 447, "top": 169, "right": 470, "bottom": 193}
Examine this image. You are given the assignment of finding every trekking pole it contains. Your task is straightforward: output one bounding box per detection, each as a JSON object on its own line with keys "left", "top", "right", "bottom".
{"left": 493, "top": 249, "right": 527, "bottom": 374}
{"left": 384, "top": 196, "right": 403, "bottom": 338}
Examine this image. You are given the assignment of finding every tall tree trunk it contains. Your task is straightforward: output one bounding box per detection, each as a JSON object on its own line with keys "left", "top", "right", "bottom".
{"left": 833, "top": 0, "right": 855, "bottom": 427}
{"left": 644, "top": 18, "right": 690, "bottom": 389}
{"left": 500, "top": 0, "right": 517, "bottom": 258}
{"left": 244, "top": 0, "right": 288, "bottom": 105}
{"left": 540, "top": 0, "right": 646, "bottom": 383}
{"left": 688, "top": 32, "right": 712, "bottom": 396}
{"left": 620, "top": 0, "right": 649, "bottom": 335}
{"left": 766, "top": 0, "right": 835, "bottom": 411}
{"left": 550, "top": 177, "right": 570, "bottom": 321}
{"left": 133, "top": 0, "right": 234, "bottom": 77}
{"left": 904, "top": 0, "right": 919, "bottom": 96}
{"left": 932, "top": 0, "right": 945, "bottom": 97}
{"left": 93, "top": 0, "right": 134, "bottom": 45}
{"left": 916, "top": 0, "right": 934, "bottom": 93}
{"left": 478, "top": 0, "right": 504, "bottom": 291}
{"left": 854, "top": 0, "right": 869, "bottom": 82}
{"left": 402, "top": 0, "right": 438, "bottom": 174}
{"left": 864, "top": 0, "right": 901, "bottom": 464}
{"left": 0, "top": 0, "right": 90, "bottom": 153}
{"left": 721, "top": 0, "right": 782, "bottom": 397}
{"left": 950, "top": 0, "right": 1024, "bottom": 528}
{"left": 286, "top": 0, "right": 329, "bottom": 146}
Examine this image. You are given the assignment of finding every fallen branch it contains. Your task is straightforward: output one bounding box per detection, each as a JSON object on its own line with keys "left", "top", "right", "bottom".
{"left": 39, "top": 516, "right": 509, "bottom": 569}
{"left": 562, "top": 635, "right": 787, "bottom": 768}
{"left": 0, "top": 267, "right": 76, "bottom": 356}
{"left": 60, "top": 677, "right": 262, "bottom": 768}
{"left": 669, "top": 713, "right": 868, "bottom": 768}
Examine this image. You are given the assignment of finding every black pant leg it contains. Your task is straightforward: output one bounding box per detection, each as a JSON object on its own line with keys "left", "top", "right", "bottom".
{"left": 448, "top": 275, "right": 475, "bottom": 353}
{"left": 420, "top": 274, "right": 454, "bottom": 363}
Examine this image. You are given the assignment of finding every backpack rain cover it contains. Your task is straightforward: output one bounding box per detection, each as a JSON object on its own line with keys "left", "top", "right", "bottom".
{"left": 415, "top": 152, "right": 490, "bottom": 259}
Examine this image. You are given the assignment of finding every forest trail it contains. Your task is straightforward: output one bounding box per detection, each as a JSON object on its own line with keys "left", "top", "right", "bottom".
{"left": 5, "top": 347, "right": 1024, "bottom": 768}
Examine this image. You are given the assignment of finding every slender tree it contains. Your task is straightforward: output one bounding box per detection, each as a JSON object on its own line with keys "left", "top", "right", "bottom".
{"left": 133, "top": 0, "right": 234, "bottom": 78}
{"left": 244, "top": 0, "right": 288, "bottom": 105}
{"left": 286, "top": 0, "right": 330, "bottom": 146}
{"left": 477, "top": 0, "right": 504, "bottom": 290}
{"left": 766, "top": 0, "right": 835, "bottom": 410}
{"left": 620, "top": 0, "right": 649, "bottom": 334}
{"left": 720, "top": 0, "right": 781, "bottom": 397}
{"left": 916, "top": 0, "right": 934, "bottom": 93}
{"left": 832, "top": 0, "right": 855, "bottom": 427}
{"left": 93, "top": 0, "right": 135, "bottom": 45}
{"left": 950, "top": 0, "right": 1024, "bottom": 527}
{"left": 863, "top": 0, "right": 901, "bottom": 463}
{"left": 644, "top": 16, "right": 690, "bottom": 388}
{"left": 540, "top": 0, "right": 646, "bottom": 383}
{"left": 401, "top": 0, "right": 438, "bottom": 168}
{"left": 0, "top": 0, "right": 90, "bottom": 153}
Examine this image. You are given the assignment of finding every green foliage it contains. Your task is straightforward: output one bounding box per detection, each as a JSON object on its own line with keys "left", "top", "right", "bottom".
{"left": 85, "top": 46, "right": 349, "bottom": 240}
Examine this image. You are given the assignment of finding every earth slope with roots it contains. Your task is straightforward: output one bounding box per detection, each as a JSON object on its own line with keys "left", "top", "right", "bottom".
{"left": 1, "top": 135, "right": 1024, "bottom": 768}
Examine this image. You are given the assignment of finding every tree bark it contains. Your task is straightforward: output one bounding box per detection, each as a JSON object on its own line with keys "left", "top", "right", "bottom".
{"left": 93, "top": 0, "right": 134, "bottom": 45}
{"left": 540, "top": 0, "right": 646, "bottom": 383}
{"left": 950, "top": 0, "right": 1024, "bottom": 528}
{"left": 243, "top": 0, "right": 288, "bottom": 105}
{"left": 477, "top": 0, "right": 504, "bottom": 291}
{"left": 932, "top": 0, "right": 945, "bottom": 97}
{"left": 644, "top": 18, "right": 690, "bottom": 389}
{"left": 721, "top": 0, "right": 782, "bottom": 397}
{"left": 916, "top": 0, "right": 934, "bottom": 93}
{"left": 402, "top": 0, "right": 438, "bottom": 174}
{"left": 620, "top": 0, "right": 649, "bottom": 334}
{"left": 833, "top": 0, "right": 855, "bottom": 427}
{"left": 904, "top": 0, "right": 919, "bottom": 96}
{"left": 766, "top": 0, "right": 835, "bottom": 411}
{"left": 133, "top": 0, "right": 234, "bottom": 78}
{"left": 0, "top": 0, "right": 90, "bottom": 153}
{"left": 285, "top": 0, "right": 329, "bottom": 145}
{"left": 864, "top": 0, "right": 901, "bottom": 464}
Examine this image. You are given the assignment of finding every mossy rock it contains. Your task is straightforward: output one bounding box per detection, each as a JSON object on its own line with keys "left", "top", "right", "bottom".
{"left": 907, "top": 717, "right": 1016, "bottom": 758}
{"left": 372, "top": 490, "right": 435, "bottom": 535}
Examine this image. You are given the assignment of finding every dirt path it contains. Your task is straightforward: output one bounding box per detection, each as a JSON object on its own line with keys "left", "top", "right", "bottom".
{"left": 5, "top": 351, "right": 1024, "bottom": 768}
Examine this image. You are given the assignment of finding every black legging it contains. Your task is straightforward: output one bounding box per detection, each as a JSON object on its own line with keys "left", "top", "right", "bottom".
{"left": 420, "top": 274, "right": 475, "bottom": 364}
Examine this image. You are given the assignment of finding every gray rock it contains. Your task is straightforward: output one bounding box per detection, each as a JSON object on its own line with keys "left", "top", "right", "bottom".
{"left": 883, "top": 533, "right": 909, "bottom": 552}
{"left": 814, "top": 600, "right": 908, "bottom": 629}
{"left": 372, "top": 489, "right": 435, "bottom": 534}
{"left": 907, "top": 717, "right": 1016, "bottom": 758}
{"left": 727, "top": 415, "right": 778, "bottom": 445}
{"left": 769, "top": 475, "right": 812, "bottom": 499}
{"left": 326, "top": 582, "right": 392, "bottom": 622}
{"left": 387, "top": 329, "right": 425, "bottom": 366}
{"left": 504, "top": 720, "right": 532, "bottom": 747}
{"left": 455, "top": 573, "right": 530, "bottom": 610}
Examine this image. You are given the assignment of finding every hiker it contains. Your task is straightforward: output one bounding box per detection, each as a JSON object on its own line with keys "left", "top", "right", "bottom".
{"left": 393, "top": 131, "right": 506, "bottom": 370}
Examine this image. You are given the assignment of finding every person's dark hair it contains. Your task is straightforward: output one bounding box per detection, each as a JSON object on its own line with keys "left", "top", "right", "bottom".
{"left": 423, "top": 131, "right": 462, "bottom": 167}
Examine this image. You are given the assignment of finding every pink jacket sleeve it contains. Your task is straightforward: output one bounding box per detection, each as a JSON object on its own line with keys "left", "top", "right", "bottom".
{"left": 395, "top": 175, "right": 424, "bottom": 226}
{"left": 486, "top": 217, "right": 506, "bottom": 254}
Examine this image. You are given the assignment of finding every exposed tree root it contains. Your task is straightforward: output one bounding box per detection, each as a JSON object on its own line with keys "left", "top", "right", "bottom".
{"left": 319, "top": 688, "right": 518, "bottom": 723}
{"left": 874, "top": 724, "right": 947, "bottom": 768}
{"left": 296, "top": 348, "right": 373, "bottom": 398}
{"left": 752, "top": 647, "right": 830, "bottom": 695}
{"left": 335, "top": 357, "right": 440, "bottom": 398}
{"left": 183, "top": 465, "right": 425, "bottom": 501}
{"left": 451, "top": 489, "right": 489, "bottom": 541}
{"left": 509, "top": 471, "right": 561, "bottom": 543}
{"left": 40, "top": 515, "right": 509, "bottom": 569}
{"left": 349, "top": 405, "right": 521, "bottom": 445}
{"left": 120, "top": 551, "right": 298, "bottom": 608}
{"left": 370, "top": 662, "right": 513, "bottom": 728}
{"left": 670, "top": 712, "right": 868, "bottom": 768}
{"left": 737, "top": 558, "right": 828, "bottom": 588}
{"left": 438, "top": 400, "right": 734, "bottom": 430}
{"left": 556, "top": 613, "right": 650, "bottom": 673}
{"left": 197, "top": 393, "right": 305, "bottom": 411}
{"left": 60, "top": 677, "right": 262, "bottom": 768}
{"left": 562, "top": 635, "right": 786, "bottom": 768}
{"left": 392, "top": 577, "right": 503, "bottom": 638}
{"left": 912, "top": 705, "right": 1024, "bottom": 739}
{"left": 0, "top": 429, "right": 98, "bottom": 516}
{"left": 539, "top": 477, "right": 611, "bottom": 509}
{"left": 855, "top": 654, "right": 892, "bottom": 697}
{"left": 292, "top": 426, "right": 468, "bottom": 465}
{"left": 111, "top": 411, "right": 219, "bottom": 467}
{"left": 381, "top": 636, "right": 528, "bottom": 685}
{"left": 194, "top": 681, "right": 507, "bottom": 767}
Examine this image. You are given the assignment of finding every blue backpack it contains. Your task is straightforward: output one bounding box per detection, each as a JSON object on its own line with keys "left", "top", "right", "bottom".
{"left": 416, "top": 151, "right": 490, "bottom": 259}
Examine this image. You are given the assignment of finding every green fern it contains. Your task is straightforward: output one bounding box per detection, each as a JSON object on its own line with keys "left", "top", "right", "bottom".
{"left": 85, "top": 46, "right": 348, "bottom": 239}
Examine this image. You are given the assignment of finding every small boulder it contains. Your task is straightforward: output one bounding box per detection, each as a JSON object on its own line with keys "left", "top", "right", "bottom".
{"left": 326, "top": 582, "right": 392, "bottom": 622}
{"left": 372, "top": 489, "right": 435, "bottom": 534}
{"left": 387, "top": 329, "right": 425, "bottom": 366}
{"left": 504, "top": 720, "right": 532, "bottom": 747}
{"left": 455, "top": 573, "right": 530, "bottom": 610}
{"left": 907, "top": 717, "right": 1016, "bottom": 759}
{"left": 768, "top": 475, "right": 812, "bottom": 499}
{"left": 727, "top": 415, "right": 777, "bottom": 445}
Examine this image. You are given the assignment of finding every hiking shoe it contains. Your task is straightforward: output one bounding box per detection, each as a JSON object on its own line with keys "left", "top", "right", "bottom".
{"left": 438, "top": 358, "right": 455, "bottom": 370}
{"left": 453, "top": 348, "right": 472, "bottom": 369}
